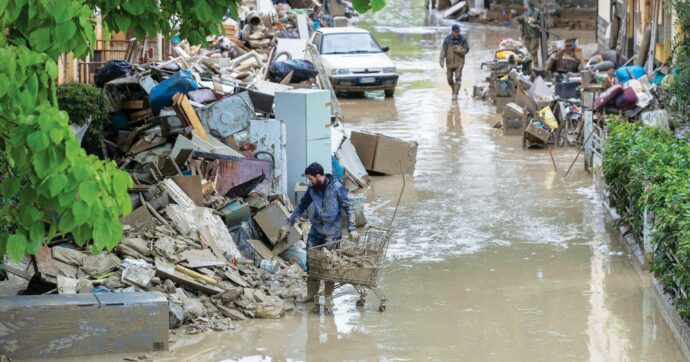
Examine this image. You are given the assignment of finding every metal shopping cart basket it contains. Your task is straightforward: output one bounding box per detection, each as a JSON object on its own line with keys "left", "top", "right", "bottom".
{"left": 307, "top": 225, "right": 393, "bottom": 313}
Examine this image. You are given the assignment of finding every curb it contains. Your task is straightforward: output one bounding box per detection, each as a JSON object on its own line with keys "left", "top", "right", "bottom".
{"left": 600, "top": 187, "right": 690, "bottom": 361}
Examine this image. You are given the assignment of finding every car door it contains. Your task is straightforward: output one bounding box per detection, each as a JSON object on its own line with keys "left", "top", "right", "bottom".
{"left": 311, "top": 32, "right": 323, "bottom": 54}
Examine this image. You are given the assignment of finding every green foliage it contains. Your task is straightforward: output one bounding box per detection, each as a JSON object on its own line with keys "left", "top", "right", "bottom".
{"left": 56, "top": 83, "right": 110, "bottom": 156}
{"left": 664, "top": 1, "right": 690, "bottom": 126}
{"left": 0, "top": 0, "right": 386, "bottom": 261}
{"left": 603, "top": 119, "right": 690, "bottom": 321}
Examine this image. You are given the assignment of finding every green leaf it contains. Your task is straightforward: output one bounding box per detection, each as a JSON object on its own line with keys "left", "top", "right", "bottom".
{"left": 114, "top": 14, "right": 132, "bottom": 32}
{"left": 0, "top": 178, "right": 21, "bottom": 196}
{"left": 48, "top": 174, "right": 68, "bottom": 197}
{"left": 71, "top": 224, "right": 90, "bottom": 247}
{"left": 49, "top": 128, "right": 63, "bottom": 143}
{"left": 352, "top": 0, "right": 370, "bottom": 14}
{"left": 112, "top": 172, "right": 131, "bottom": 195}
{"left": 29, "top": 28, "right": 52, "bottom": 52}
{"left": 18, "top": 206, "right": 40, "bottom": 228}
{"left": 58, "top": 209, "right": 76, "bottom": 233}
{"left": 58, "top": 190, "right": 76, "bottom": 207}
{"left": 56, "top": 21, "right": 77, "bottom": 41}
{"left": 51, "top": 0, "right": 71, "bottom": 22}
{"left": 45, "top": 61, "right": 58, "bottom": 80}
{"left": 370, "top": 0, "right": 386, "bottom": 12}
{"left": 32, "top": 149, "right": 51, "bottom": 179}
{"left": 72, "top": 200, "right": 89, "bottom": 226}
{"left": 7, "top": 233, "right": 27, "bottom": 261}
{"left": 27, "top": 222, "right": 45, "bottom": 254}
{"left": 122, "top": 1, "right": 145, "bottom": 15}
{"left": 106, "top": 221, "right": 123, "bottom": 250}
{"left": 27, "top": 130, "right": 49, "bottom": 151}
{"left": 92, "top": 221, "right": 108, "bottom": 250}
{"left": 78, "top": 181, "right": 98, "bottom": 205}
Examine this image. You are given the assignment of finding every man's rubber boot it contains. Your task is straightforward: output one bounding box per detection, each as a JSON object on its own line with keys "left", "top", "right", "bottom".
{"left": 452, "top": 84, "right": 460, "bottom": 100}
{"left": 324, "top": 281, "right": 335, "bottom": 312}
{"left": 298, "top": 278, "right": 319, "bottom": 303}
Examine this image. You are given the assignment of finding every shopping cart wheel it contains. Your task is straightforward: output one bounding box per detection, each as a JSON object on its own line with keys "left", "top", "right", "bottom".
{"left": 324, "top": 305, "right": 333, "bottom": 315}
{"left": 378, "top": 305, "right": 386, "bottom": 312}
{"left": 356, "top": 299, "right": 365, "bottom": 307}
{"left": 311, "top": 305, "right": 320, "bottom": 314}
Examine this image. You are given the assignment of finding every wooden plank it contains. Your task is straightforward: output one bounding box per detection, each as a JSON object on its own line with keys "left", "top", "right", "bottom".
{"left": 171, "top": 175, "right": 204, "bottom": 206}
{"left": 172, "top": 93, "right": 208, "bottom": 140}
{"left": 155, "top": 259, "right": 224, "bottom": 295}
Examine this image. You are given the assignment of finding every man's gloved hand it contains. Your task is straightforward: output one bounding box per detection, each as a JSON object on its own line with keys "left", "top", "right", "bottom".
{"left": 349, "top": 230, "right": 360, "bottom": 243}
{"left": 278, "top": 225, "right": 291, "bottom": 241}
{"left": 439, "top": 59, "right": 445, "bottom": 68}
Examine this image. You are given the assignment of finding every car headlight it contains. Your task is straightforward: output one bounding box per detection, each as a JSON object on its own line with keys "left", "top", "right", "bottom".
{"left": 383, "top": 67, "right": 397, "bottom": 74}
{"left": 331, "top": 69, "right": 350, "bottom": 75}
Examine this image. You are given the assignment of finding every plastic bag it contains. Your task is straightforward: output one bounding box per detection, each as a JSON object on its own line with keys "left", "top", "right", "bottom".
{"left": 538, "top": 106, "right": 558, "bottom": 130}
{"left": 94, "top": 60, "right": 132, "bottom": 87}
{"left": 269, "top": 59, "right": 318, "bottom": 83}
{"left": 615, "top": 65, "right": 646, "bottom": 84}
{"left": 149, "top": 70, "right": 199, "bottom": 113}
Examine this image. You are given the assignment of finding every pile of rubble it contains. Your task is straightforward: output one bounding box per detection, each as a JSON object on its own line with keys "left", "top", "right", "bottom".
{"left": 1, "top": 10, "right": 423, "bottom": 336}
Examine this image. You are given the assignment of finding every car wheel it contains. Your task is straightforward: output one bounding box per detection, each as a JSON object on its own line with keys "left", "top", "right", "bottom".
{"left": 384, "top": 89, "right": 395, "bottom": 98}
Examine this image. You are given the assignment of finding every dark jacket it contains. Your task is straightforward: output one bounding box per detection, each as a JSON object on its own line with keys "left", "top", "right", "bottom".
{"left": 440, "top": 33, "right": 469, "bottom": 68}
{"left": 289, "top": 174, "right": 355, "bottom": 239}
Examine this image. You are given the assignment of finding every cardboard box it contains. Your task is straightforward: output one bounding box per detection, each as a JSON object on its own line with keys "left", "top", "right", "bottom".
{"left": 525, "top": 121, "right": 551, "bottom": 143}
{"left": 373, "top": 134, "right": 418, "bottom": 175}
{"left": 0, "top": 292, "right": 168, "bottom": 359}
{"left": 349, "top": 131, "right": 378, "bottom": 170}
{"left": 253, "top": 201, "right": 301, "bottom": 245}
{"left": 349, "top": 131, "right": 417, "bottom": 175}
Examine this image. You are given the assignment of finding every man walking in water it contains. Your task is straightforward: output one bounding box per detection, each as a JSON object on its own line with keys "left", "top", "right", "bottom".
{"left": 517, "top": 0, "right": 543, "bottom": 68}
{"left": 439, "top": 24, "right": 469, "bottom": 100}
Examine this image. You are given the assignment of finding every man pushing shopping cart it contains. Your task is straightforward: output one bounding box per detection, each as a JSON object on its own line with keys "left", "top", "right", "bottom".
{"left": 277, "top": 162, "right": 360, "bottom": 309}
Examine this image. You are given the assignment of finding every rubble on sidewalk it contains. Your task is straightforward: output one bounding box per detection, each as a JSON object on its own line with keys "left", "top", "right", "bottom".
{"left": 0, "top": 5, "right": 403, "bottom": 335}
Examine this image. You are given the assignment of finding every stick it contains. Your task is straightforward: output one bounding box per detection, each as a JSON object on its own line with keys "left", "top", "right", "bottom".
{"left": 175, "top": 264, "right": 218, "bottom": 285}
{"left": 548, "top": 146, "right": 558, "bottom": 172}
{"left": 563, "top": 130, "right": 596, "bottom": 180}
{"left": 389, "top": 161, "right": 406, "bottom": 229}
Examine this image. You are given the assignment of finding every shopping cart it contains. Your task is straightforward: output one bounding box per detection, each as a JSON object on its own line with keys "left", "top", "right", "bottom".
{"left": 307, "top": 225, "right": 393, "bottom": 313}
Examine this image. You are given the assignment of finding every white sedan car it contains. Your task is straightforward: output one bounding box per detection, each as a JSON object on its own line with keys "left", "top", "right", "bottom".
{"left": 309, "top": 27, "right": 398, "bottom": 97}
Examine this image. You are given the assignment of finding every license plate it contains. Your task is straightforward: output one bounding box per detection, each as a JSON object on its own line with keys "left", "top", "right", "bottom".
{"left": 359, "top": 77, "right": 376, "bottom": 84}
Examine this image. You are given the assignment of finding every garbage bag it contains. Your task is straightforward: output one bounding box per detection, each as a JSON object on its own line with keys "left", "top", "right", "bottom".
{"left": 95, "top": 60, "right": 132, "bottom": 87}
{"left": 614, "top": 87, "right": 638, "bottom": 110}
{"left": 538, "top": 106, "right": 558, "bottom": 130}
{"left": 616, "top": 65, "right": 646, "bottom": 84}
{"left": 149, "top": 70, "right": 199, "bottom": 113}
{"left": 594, "top": 84, "right": 624, "bottom": 110}
{"left": 269, "top": 59, "right": 318, "bottom": 83}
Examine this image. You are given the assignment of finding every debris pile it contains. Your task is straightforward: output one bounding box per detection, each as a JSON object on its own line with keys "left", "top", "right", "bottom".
{"left": 475, "top": 34, "right": 669, "bottom": 153}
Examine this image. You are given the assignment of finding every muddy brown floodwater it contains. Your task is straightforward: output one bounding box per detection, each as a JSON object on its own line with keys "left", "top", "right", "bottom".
{"left": 80, "top": 2, "right": 687, "bottom": 361}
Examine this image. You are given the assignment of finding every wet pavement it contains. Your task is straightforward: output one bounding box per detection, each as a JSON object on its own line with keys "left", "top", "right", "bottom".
{"left": 107, "top": 2, "right": 686, "bottom": 361}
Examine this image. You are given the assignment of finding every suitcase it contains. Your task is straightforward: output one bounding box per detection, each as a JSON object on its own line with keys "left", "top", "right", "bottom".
{"left": 594, "top": 84, "right": 624, "bottom": 110}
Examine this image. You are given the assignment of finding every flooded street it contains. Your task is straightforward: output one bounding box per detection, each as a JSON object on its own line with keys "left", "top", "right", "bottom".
{"left": 119, "top": 1, "right": 684, "bottom": 360}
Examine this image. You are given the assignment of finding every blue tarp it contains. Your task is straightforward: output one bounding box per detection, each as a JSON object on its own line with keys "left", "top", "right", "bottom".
{"left": 149, "top": 70, "right": 199, "bottom": 113}
{"left": 616, "top": 65, "right": 646, "bottom": 84}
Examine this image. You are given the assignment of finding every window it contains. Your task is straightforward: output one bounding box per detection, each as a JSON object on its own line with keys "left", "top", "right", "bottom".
{"left": 320, "top": 33, "right": 382, "bottom": 55}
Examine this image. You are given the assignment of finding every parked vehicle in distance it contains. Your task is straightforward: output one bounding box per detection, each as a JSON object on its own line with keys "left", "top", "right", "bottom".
{"left": 308, "top": 27, "right": 398, "bottom": 97}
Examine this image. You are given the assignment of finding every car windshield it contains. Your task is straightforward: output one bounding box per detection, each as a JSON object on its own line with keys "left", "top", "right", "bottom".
{"left": 321, "top": 33, "right": 382, "bottom": 54}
